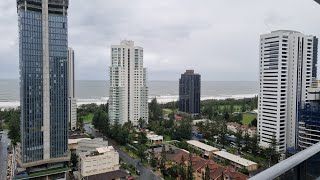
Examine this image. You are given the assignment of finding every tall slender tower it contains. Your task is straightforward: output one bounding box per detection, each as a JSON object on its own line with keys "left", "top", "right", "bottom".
{"left": 68, "top": 47, "right": 77, "bottom": 130}
{"left": 179, "top": 70, "right": 201, "bottom": 116}
{"left": 17, "top": 0, "right": 69, "bottom": 174}
{"left": 109, "top": 40, "right": 148, "bottom": 126}
{"left": 258, "top": 30, "right": 317, "bottom": 153}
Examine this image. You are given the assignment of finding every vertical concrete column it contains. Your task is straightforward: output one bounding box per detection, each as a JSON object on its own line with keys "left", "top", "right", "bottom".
{"left": 42, "top": 0, "right": 50, "bottom": 160}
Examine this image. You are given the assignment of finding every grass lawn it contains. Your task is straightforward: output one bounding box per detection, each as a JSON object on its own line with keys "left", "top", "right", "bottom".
{"left": 162, "top": 108, "right": 173, "bottom": 115}
{"left": 82, "top": 113, "right": 94, "bottom": 124}
{"left": 164, "top": 135, "right": 171, "bottom": 141}
{"left": 218, "top": 105, "right": 242, "bottom": 112}
{"left": 241, "top": 113, "right": 257, "bottom": 125}
{"left": 120, "top": 146, "right": 139, "bottom": 159}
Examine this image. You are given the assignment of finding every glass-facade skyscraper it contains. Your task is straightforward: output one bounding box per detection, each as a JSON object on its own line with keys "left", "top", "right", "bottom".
{"left": 179, "top": 70, "right": 201, "bottom": 116}
{"left": 17, "top": 0, "right": 69, "bottom": 168}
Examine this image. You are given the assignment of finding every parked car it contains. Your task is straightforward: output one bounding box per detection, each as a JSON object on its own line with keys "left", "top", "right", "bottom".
{"left": 136, "top": 170, "right": 141, "bottom": 175}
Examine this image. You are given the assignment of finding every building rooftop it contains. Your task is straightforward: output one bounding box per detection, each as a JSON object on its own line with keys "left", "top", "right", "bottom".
{"left": 85, "top": 169, "right": 128, "bottom": 180}
{"left": 146, "top": 134, "right": 163, "bottom": 141}
{"left": 187, "top": 140, "right": 219, "bottom": 152}
{"left": 68, "top": 138, "right": 91, "bottom": 145}
{"left": 79, "top": 146, "right": 116, "bottom": 158}
{"left": 214, "top": 151, "right": 257, "bottom": 167}
{"left": 96, "top": 146, "right": 114, "bottom": 153}
{"left": 270, "top": 30, "right": 301, "bottom": 34}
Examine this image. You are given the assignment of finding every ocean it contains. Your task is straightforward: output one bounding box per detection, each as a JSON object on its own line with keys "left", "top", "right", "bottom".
{"left": 0, "top": 79, "right": 258, "bottom": 108}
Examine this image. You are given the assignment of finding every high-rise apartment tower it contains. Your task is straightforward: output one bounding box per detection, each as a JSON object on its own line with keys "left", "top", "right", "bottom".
{"left": 179, "top": 70, "right": 201, "bottom": 116}
{"left": 68, "top": 47, "right": 77, "bottom": 130}
{"left": 17, "top": 0, "right": 70, "bottom": 176}
{"left": 258, "top": 30, "right": 317, "bottom": 153}
{"left": 108, "top": 40, "right": 148, "bottom": 126}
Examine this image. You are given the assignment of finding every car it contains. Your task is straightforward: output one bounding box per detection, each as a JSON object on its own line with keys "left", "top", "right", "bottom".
{"left": 137, "top": 162, "right": 142, "bottom": 166}
{"left": 125, "top": 170, "right": 131, "bottom": 175}
{"left": 136, "top": 170, "right": 141, "bottom": 175}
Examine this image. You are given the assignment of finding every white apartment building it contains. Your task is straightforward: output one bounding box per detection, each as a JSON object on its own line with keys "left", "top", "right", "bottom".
{"left": 78, "top": 146, "right": 120, "bottom": 179}
{"left": 109, "top": 40, "right": 148, "bottom": 126}
{"left": 68, "top": 47, "right": 77, "bottom": 130}
{"left": 258, "top": 30, "right": 317, "bottom": 153}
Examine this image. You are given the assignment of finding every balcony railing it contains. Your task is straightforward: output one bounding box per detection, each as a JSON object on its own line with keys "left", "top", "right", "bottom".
{"left": 249, "top": 141, "right": 320, "bottom": 180}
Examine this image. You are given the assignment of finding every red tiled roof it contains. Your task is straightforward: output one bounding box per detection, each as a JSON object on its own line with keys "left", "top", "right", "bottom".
{"left": 167, "top": 149, "right": 190, "bottom": 164}
{"left": 224, "top": 168, "right": 249, "bottom": 180}
{"left": 210, "top": 167, "right": 224, "bottom": 180}
{"left": 191, "top": 156, "right": 207, "bottom": 172}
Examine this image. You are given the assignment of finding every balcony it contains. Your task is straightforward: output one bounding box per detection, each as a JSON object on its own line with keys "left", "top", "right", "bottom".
{"left": 249, "top": 142, "right": 320, "bottom": 180}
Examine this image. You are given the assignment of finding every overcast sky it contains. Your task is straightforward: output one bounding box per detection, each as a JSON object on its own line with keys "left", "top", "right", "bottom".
{"left": 0, "top": 0, "right": 319, "bottom": 81}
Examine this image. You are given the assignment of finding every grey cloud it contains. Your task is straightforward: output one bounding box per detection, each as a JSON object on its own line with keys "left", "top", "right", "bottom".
{"left": 1, "top": 0, "right": 320, "bottom": 80}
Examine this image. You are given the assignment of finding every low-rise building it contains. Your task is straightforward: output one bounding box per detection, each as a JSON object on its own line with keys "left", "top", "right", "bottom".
{"left": 69, "top": 138, "right": 128, "bottom": 179}
{"left": 227, "top": 122, "right": 257, "bottom": 137}
{"left": 166, "top": 150, "right": 248, "bottom": 180}
{"left": 187, "top": 140, "right": 219, "bottom": 158}
{"left": 213, "top": 151, "right": 258, "bottom": 171}
{"left": 78, "top": 146, "right": 121, "bottom": 179}
{"left": 193, "top": 119, "right": 209, "bottom": 125}
{"left": 196, "top": 161, "right": 249, "bottom": 180}
{"left": 68, "top": 138, "right": 91, "bottom": 150}
{"left": 146, "top": 145, "right": 178, "bottom": 160}
{"left": 146, "top": 132, "right": 163, "bottom": 144}
{"left": 77, "top": 138, "right": 109, "bottom": 152}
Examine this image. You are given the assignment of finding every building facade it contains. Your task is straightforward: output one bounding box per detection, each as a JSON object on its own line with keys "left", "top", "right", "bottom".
{"left": 78, "top": 146, "right": 120, "bottom": 179}
{"left": 68, "top": 47, "right": 77, "bottom": 130}
{"left": 179, "top": 70, "right": 201, "bottom": 116}
{"left": 258, "top": 30, "right": 317, "bottom": 153}
{"left": 109, "top": 40, "right": 148, "bottom": 126}
{"left": 17, "top": 0, "right": 69, "bottom": 170}
{"left": 298, "top": 87, "right": 320, "bottom": 150}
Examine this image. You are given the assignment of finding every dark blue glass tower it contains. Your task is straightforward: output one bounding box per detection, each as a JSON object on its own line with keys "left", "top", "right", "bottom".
{"left": 17, "top": 0, "right": 69, "bottom": 167}
{"left": 179, "top": 70, "right": 201, "bottom": 116}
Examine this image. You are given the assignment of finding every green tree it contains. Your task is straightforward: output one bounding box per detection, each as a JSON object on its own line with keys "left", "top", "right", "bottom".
{"left": 223, "top": 111, "right": 230, "bottom": 121}
{"left": 92, "top": 110, "right": 108, "bottom": 131}
{"left": 160, "top": 145, "right": 167, "bottom": 178}
{"left": 150, "top": 147, "right": 157, "bottom": 167}
{"left": 7, "top": 112, "right": 20, "bottom": 146}
{"left": 202, "top": 165, "right": 210, "bottom": 180}
{"left": 178, "top": 155, "right": 187, "bottom": 180}
{"left": 267, "top": 134, "right": 280, "bottom": 166}
{"left": 137, "top": 132, "right": 148, "bottom": 145}
{"left": 137, "top": 145, "right": 146, "bottom": 161}
{"left": 251, "top": 118, "right": 257, "bottom": 127}
{"left": 218, "top": 120, "right": 228, "bottom": 148}
{"left": 249, "top": 134, "right": 259, "bottom": 155}
{"left": 235, "top": 127, "right": 243, "bottom": 153}
{"left": 241, "top": 104, "right": 247, "bottom": 112}
{"left": 203, "top": 106, "right": 213, "bottom": 119}
{"left": 138, "top": 118, "right": 146, "bottom": 129}
{"left": 77, "top": 115, "right": 84, "bottom": 131}
{"left": 167, "top": 164, "right": 179, "bottom": 179}
{"left": 243, "top": 131, "right": 250, "bottom": 152}
{"left": 149, "top": 98, "right": 163, "bottom": 121}
{"left": 187, "top": 153, "right": 194, "bottom": 180}
{"left": 173, "top": 119, "right": 192, "bottom": 140}
{"left": 168, "top": 111, "right": 175, "bottom": 121}
{"left": 71, "top": 152, "right": 78, "bottom": 167}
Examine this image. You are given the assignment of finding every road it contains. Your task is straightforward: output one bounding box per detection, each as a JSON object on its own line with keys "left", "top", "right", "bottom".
{"left": 0, "top": 130, "right": 9, "bottom": 180}
{"left": 84, "top": 124, "right": 162, "bottom": 180}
